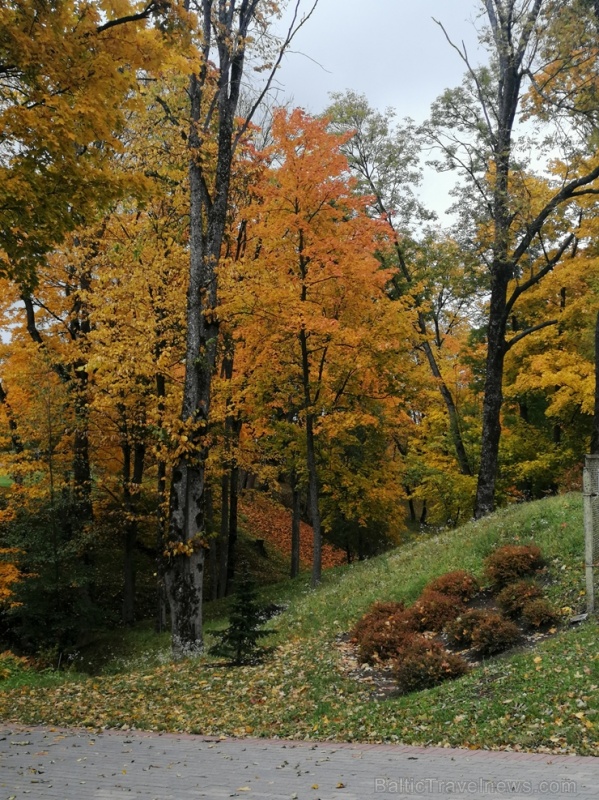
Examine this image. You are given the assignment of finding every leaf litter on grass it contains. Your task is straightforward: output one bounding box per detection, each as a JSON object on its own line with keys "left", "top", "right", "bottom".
{"left": 2, "top": 493, "right": 598, "bottom": 755}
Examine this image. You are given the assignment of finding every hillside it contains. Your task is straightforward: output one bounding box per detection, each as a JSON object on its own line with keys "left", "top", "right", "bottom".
{"left": 239, "top": 491, "right": 347, "bottom": 569}
{"left": 1, "top": 493, "right": 598, "bottom": 755}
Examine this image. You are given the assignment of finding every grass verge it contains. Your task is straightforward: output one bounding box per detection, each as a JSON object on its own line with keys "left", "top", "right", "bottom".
{"left": 1, "top": 493, "right": 597, "bottom": 755}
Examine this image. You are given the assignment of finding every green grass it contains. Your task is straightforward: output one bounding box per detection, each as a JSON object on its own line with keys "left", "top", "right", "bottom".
{"left": 1, "top": 493, "right": 597, "bottom": 754}
{"left": 0, "top": 474, "right": 12, "bottom": 488}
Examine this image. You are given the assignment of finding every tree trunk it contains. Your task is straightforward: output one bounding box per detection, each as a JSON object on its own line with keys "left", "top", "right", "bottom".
{"left": 298, "top": 322, "right": 323, "bottom": 587}
{"left": 218, "top": 469, "right": 230, "bottom": 598}
{"left": 155, "top": 372, "right": 168, "bottom": 633}
{"left": 474, "top": 274, "right": 509, "bottom": 518}
{"left": 218, "top": 349, "right": 237, "bottom": 597}
{"left": 305, "top": 412, "right": 322, "bottom": 586}
{"left": 227, "top": 458, "right": 239, "bottom": 593}
{"left": 0, "top": 380, "right": 24, "bottom": 484}
{"left": 420, "top": 499, "right": 428, "bottom": 526}
{"left": 164, "top": 61, "right": 234, "bottom": 656}
{"left": 206, "top": 484, "right": 220, "bottom": 602}
{"left": 420, "top": 331, "right": 471, "bottom": 476}
{"left": 121, "top": 425, "right": 146, "bottom": 626}
{"left": 22, "top": 292, "right": 93, "bottom": 518}
{"left": 122, "top": 439, "right": 145, "bottom": 626}
{"left": 155, "top": 458, "right": 168, "bottom": 632}
{"left": 164, "top": 0, "right": 315, "bottom": 655}
{"left": 290, "top": 478, "right": 301, "bottom": 578}
{"left": 591, "top": 311, "right": 599, "bottom": 455}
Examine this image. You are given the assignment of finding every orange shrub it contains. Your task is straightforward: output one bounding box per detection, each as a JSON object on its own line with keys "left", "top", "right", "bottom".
{"left": 484, "top": 544, "right": 545, "bottom": 588}
{"left": 425, "top": 570, "right": 480, "bottom": 603}
{"left": 355, "top": 610, "right": 417, "bottom": 664}
{"left": 350, "top": 600, "right": 405, "bottom": 643}
{"left": 444, "top": 610, "right": 488, "bottom": 648}
{"left": 407, "top": 590, "right": 464, "bottom": 632}
{"left": 392, "top": 635, "right": 469, "bottom": 694}
{"left": 521, "top": 598, "right": 559, "bottom": 629}
{"left": 497, "top": 580, "right": 543, "bottom": 618}
{"left": 470, "top": 614, "right": 520, "bottom": 656}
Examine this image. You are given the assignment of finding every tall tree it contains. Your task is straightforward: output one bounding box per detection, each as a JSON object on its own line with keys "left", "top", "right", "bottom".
{"left": 325, "top": 91, "right": 477, "bottom": 479}
{"left": 223, "top": 108, "right": 408, "bottom": 585}
{"left": 426, "top": 0, "right": 599, "bottom": 517}
{"left": 164, "top": 0, "right": 317, "bottom": 658}
{"left": 0, "top": 0, "right": 167, "bottom": 289}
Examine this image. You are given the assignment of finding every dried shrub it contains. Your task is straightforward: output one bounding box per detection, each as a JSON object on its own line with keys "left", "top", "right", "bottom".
{"left": 0, "top": 650, "right": 30, "bottom": 680}
{"left": 484, "top": 544, "right": 545, "bottom": 588}
{"left": 407, "top": 590, "right": 464, "bottom": 632}
{"left": 350, "top": 601, "right": 405, "bottom": 643}
{"left": 392, "top": 635, "right": 470, "bottom": 694}
{"left": 444, "top": 610, "right": 488, "bottom": 649}
{"left": 470, "top": 614, "right": 521, "bottom": 657}
{"left": 355, "top": 610, "right": 417, "bottom": 664}
{"left": 425, "top": 570, "right": 480, "bottom": 603}
{"left": 521, "top": 598, "right": 560, "bottom": 629}
{"left": 497, "top": 580, "right": 543, "bottom": 618}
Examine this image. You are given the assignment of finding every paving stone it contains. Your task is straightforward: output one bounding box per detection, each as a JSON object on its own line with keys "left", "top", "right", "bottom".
{"left": 0, "top": 726, "right": 598, "bottom": 799}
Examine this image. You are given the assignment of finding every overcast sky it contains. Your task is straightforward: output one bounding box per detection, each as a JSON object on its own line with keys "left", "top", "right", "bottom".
{"left": 270, "top": 0, "right": 488, "bottom": 219}
{"left": 274, "top": 0, "right": 485, "bottom": 118}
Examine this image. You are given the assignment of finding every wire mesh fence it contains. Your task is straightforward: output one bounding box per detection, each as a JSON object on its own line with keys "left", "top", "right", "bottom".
{"left": 583, "top": 455, "right": 599, "bottom": 614}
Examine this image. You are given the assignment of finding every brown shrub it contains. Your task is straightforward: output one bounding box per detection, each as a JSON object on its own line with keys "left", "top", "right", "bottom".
{"left": 407, "top": 590, "right": 464, "bottom": 632}
{"left": 444, "top": 610, "right": 488, "bottom": 649}
{"left": 497, "top": 580, "right": 543, "bottom": 618}
{"left": 392, "top": 635, "right": 470, "bottom": 694}
{"left": 425, "top": 570, "right": 480, "bottom": 603}
{"left": 470, "top": 614, "right": 521, "bottom": 657}
{"left": 484, "top": 544, "right": 545, "bottom": 588}
{"left": 355, "top": 609, "right": 417, "bottom": 664}
{"left": 521, "top": 598, "right": 560, "bottom": 629}
{"left": 350, "top": 601, "right": 405, "bottom": 643}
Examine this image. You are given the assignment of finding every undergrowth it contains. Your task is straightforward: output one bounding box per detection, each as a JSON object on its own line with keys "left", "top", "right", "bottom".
{"left": 1, "top": 493, "right": 597, "bottom": 755}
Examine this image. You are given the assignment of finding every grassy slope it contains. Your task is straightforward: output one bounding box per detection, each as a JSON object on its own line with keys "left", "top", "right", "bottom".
{"left": 1, "top": 493, "right": 598, "bottom": 755}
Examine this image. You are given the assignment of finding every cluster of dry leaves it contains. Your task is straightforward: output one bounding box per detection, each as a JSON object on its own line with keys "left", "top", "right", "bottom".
{"left": 239, "top": 493, "right": 346, "bottom": 569}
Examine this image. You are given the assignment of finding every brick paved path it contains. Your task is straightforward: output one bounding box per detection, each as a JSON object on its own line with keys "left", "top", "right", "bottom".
{"left": 1, "top": 725, "right": 598, "bottom": 799}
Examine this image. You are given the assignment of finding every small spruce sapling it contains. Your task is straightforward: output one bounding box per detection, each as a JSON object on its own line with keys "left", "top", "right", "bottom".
{"left": 209, "top": 564, "right": 271, "bottom": 665}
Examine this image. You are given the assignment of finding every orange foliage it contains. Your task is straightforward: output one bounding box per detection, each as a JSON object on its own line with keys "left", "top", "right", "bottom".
{"left": 239, "top": 492, "right": 345, "bottom": 570}
{"left": 0, "top": 548, "right": 22, "bottom": 606}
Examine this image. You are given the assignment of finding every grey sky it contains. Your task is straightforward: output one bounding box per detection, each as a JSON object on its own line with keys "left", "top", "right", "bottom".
{"left": 271, "top": 0, "right": 488, "bottom": 220}
{"left": 274, "top": 0, "right": 485, "bottom": 120}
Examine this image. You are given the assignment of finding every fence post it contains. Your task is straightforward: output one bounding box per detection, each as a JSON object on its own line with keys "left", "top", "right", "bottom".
{"left": 583, "top": 455, "right": 599, "bottom": 615}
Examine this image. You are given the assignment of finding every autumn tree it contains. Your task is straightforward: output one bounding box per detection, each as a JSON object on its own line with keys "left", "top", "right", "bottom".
{"left": 223, "top": 108, "right": 410, "bottom": 585}
{"left": 0, "top": 0, "right": 168, "bottom": 289}
{"left": 165, "top": 0, "right": 317, "bottom": 658}
{"left": 426, "top": 0, "right": 599, "bottom": 517}
{"left": 325, "top": 91, "right": 479, "bottom": 483}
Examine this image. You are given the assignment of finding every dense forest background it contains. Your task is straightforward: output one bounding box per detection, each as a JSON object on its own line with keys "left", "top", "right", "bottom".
{"left": 2, "top": 0, "right": 599, "bottom": 659}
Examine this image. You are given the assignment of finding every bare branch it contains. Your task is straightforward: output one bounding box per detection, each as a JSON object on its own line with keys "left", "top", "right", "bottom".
{"left": 512, "top": 165, "right": 599, "bottom": 265}
{"left": 507, "top": 233, "right": 574, "bottom": 317}
{"left": 97, "top": 1, "right": 158, "bottom": 33}
{"left": 504, "top": 318, "right": 557, "bottom": 351}
{"left": 233, "top": 0, "right": 320, "bottom": 149}
{"left": 433, "top": 18, "right": 497, "bottom": 144}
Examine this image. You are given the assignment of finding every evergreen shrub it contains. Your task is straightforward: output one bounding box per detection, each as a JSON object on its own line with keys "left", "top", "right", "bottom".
{"left": 209, "top": 565, "right": 271, "bottom": 665}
